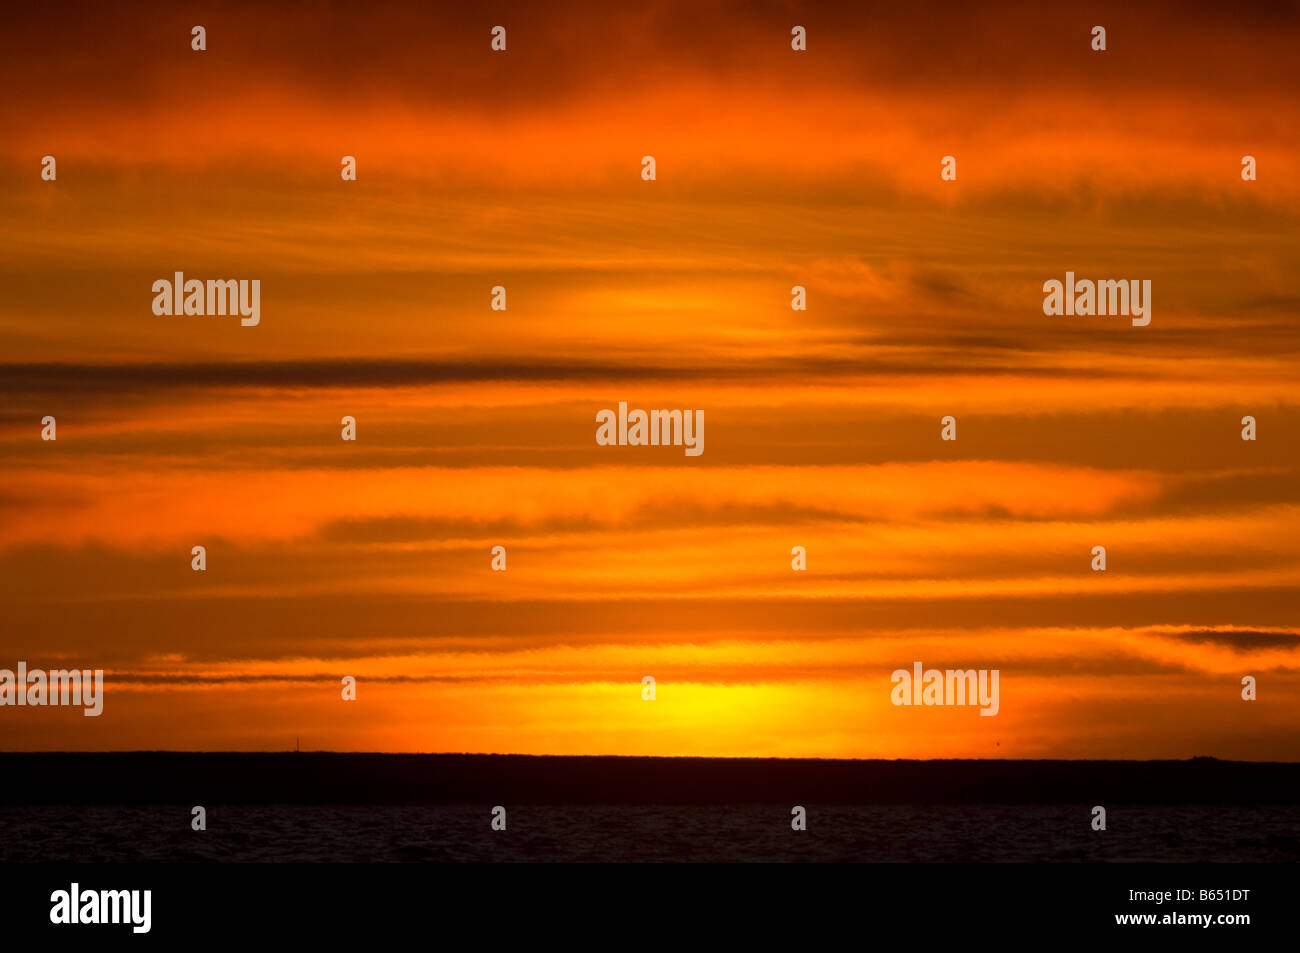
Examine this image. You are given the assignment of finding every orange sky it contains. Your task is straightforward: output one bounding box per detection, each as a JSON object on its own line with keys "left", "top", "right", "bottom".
{"left": 1, "top": 1, "right": 1298, "bottom": 757}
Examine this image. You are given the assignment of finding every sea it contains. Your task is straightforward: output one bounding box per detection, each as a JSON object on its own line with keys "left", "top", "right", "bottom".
{"left": 2, "top": 803, "right": 1296, "bottom": 863}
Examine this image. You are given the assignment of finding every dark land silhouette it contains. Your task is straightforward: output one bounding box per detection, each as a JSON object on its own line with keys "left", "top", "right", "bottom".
{"left": 2, "top": 753, "right": 1297, "bottom": 805}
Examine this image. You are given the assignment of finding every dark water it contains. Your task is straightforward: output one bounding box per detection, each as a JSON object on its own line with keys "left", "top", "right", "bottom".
{"left": 3, "top": 803, "right": 1296, "bottom": 862}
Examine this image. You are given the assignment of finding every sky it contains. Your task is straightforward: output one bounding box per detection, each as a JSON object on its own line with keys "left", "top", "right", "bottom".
{"left": 1, "top": 1, "right": 1298, "bottom": 757}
